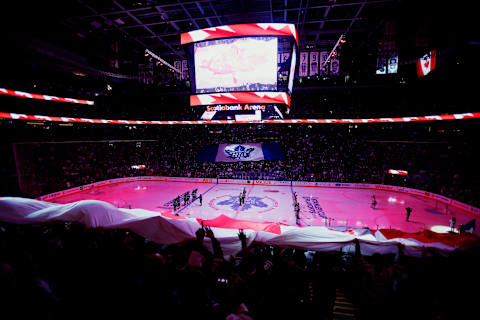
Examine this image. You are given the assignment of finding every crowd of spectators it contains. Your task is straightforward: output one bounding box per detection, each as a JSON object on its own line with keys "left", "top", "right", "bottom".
{"left": 3, "top": 120, "right": 478, "bottom": 208}
{"left": 1, "top": 221, "right": 479, "bottom": 320}
{"left": 13, "top": 140, "right": 160, "bottom": 197}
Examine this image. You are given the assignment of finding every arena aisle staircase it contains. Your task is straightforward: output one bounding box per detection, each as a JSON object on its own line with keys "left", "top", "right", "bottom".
{"left": 333, "top": 288, "right": 357, "bottom": 320}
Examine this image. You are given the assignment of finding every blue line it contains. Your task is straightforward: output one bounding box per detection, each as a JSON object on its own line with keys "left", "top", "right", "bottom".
{"left": 176, "top": 183, "right": 217, "bottom": 214}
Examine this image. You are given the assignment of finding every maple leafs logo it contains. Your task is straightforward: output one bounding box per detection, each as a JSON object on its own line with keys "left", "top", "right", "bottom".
{"left": 216, "top": 196, "right": 269, "bottom": 211}
{"left": 224, "top": 145, "right": 255, "bottom": 159}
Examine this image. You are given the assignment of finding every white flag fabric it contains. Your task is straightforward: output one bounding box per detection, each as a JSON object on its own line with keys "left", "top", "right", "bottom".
{"left": 0, "top": 196, "right": 468, "bottom": 257}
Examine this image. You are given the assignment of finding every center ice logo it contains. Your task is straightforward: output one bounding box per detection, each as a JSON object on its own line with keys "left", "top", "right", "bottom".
{"left": 224, "top": 145, "right": 255, "bottom": 160}
{"left": 216, "top": 196, "right": 268, "bottom": 211}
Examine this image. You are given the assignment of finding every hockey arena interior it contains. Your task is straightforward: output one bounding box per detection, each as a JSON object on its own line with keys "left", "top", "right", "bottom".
{"left": 0, "top": 1, "right": 479, "bottom": 319}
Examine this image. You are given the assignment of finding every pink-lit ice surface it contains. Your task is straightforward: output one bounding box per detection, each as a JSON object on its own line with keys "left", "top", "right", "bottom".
{"left": 50, "top": 180, "right": 476, "bottom": 234}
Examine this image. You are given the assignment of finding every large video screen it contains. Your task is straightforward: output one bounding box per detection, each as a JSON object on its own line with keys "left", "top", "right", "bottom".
{"left": 194, "top": 36, "right": 278, "bottom": 94}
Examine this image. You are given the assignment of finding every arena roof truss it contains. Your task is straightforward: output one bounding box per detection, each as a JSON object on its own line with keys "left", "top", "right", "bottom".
{"left": 69, "top": 0, "right": 397, "bottom": 58}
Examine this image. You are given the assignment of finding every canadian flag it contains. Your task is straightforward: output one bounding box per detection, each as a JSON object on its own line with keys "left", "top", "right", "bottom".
{"left": 417, "top": 49, "right": 436, "bottom": 77}
{"left": 388, "top": 169, "right": 408, "bottom": 175}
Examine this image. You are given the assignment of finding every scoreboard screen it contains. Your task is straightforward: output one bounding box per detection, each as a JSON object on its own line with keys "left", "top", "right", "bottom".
{"left": 181, "top": 23, "right": 297, "bottom": 114}
{"left": 194, "top": 37, "right": 278, "bottom": 94}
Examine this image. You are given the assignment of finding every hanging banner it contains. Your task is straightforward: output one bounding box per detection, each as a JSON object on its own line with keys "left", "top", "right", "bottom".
{"left": 174, "top": 61, "right": 182, "bottom": 79}
{"left": 387, "top": 52, "right": 398, "bottom": 74}
{"left": 309, "top": 52, "right": 319, "bottom": 76}
{"left": 299, "top": 52, "right": 309, "bottom": 77}
{"left": 330, "top": 57, "right": 340, "bottom": 75}
{"left": 181, "top": 60, "right": 189, "bottom": 80}
{"left": 196, "top": 143, "right": 284, "bottom": 162}
{"left": 376, "top": 55, "right": 386, "bottom": 74}
{"left": 320, "top": 51, "right": 329, "bottom": 76}
{"left": 417, "top": 50, "right": 436, "bottom": 77}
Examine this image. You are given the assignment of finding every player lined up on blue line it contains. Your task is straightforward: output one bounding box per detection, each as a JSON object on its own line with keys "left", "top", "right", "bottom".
{"left": 172, "top": 188, "right": 202, "bottom": 212}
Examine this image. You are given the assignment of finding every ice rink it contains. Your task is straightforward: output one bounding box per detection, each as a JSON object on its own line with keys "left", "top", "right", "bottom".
{"left": 49, "top": 179, "right": 478, "bottom": 234}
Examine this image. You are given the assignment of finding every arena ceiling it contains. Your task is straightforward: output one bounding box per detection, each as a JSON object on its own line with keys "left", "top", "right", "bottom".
{"left": 67, "top": 1, "right": 395, "bottom": 56}
{"left": 1, "top": 0, "right": 475, "bottom": 77}
{"left": 67, "top": 0, "right": 397, "bottom": 59}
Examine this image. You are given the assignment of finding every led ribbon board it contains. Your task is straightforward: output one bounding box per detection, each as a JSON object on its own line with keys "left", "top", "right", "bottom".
{"left": 0, "top": 88, "right": 94, "bottom": 105}
{"left": 1, "top": 112, "right": 478, "bottom": 125}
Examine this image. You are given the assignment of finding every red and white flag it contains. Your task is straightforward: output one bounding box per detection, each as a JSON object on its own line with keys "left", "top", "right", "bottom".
{"left": 388, "top": 169, "right": 408, "bottom": 175}
{"left": 417, "top": 49, "right": 436, "bottom": 77}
